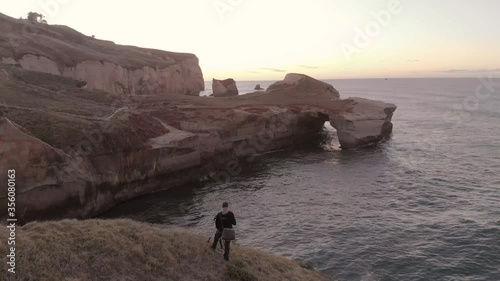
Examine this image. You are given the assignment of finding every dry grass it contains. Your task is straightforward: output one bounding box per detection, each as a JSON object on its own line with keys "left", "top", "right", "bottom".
{"left": 0, "top": 219, "right": 332, "bottom": 281}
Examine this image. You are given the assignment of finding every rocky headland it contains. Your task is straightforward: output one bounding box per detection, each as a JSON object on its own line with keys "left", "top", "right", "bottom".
{"left": 0, "top": 13, "right": 396, "bottom": 223}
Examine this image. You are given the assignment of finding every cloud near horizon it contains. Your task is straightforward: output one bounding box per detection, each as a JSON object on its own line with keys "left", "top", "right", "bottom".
{"left": 297, "top": 65, "right": 319, "bottom": 69}
{"left": 259, "top": 68, "right": 287, "bottom": 73}
{"left": 440, "top": 68, "right": 500, "bottom": 73}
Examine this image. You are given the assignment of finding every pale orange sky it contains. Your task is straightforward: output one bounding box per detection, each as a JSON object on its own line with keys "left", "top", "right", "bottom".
{"left": 1, "top": 0, "right": 500, "bottom": 80}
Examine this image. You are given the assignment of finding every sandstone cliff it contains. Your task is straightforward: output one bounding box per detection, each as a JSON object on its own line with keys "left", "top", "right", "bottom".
{"left": 212, "top": 78, "right": 239, "bottom": 97}
{"left": 0, "top": 13, "right": 204, "bottom": 96}
{"left": 0, "top": 65, "right": 396, "bottom": 223}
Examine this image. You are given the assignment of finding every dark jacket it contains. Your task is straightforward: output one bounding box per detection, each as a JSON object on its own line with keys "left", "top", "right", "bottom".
{"left": 214, "top": 211, "right": 236, "bottom": 232}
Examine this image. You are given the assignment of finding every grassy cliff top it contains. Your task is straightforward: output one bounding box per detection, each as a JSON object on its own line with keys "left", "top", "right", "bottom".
{"left": 0, "top": 219, "right": 332, "bottom": 281}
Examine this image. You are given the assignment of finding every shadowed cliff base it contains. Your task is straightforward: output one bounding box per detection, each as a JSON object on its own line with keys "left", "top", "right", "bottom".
{"left": 0, "top": 219, "right": 332, "bottom": 281}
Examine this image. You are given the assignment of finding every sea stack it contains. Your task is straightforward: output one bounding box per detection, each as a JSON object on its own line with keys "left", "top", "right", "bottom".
{"left": 212, "top": 78, "right": 239, "bottom": 97}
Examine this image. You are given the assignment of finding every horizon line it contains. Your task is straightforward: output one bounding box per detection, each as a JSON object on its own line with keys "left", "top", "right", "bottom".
{"left": 204, "top": 76, "right": 498, "bottom": 82}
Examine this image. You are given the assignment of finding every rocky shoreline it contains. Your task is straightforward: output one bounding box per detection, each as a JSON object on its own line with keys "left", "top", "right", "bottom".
{"left": 0, "top": 13, "right": 396, "bottom": 224}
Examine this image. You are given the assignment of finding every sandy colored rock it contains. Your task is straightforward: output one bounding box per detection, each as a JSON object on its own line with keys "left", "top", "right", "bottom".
{"left": 212, "top": 78, "right": 239, "bottom": 97}
{"left": 0, "top": 13, "right": 204, "bottom": 96}
{"left": 0, "top": 10, "right": 397, "bottom": 223}
{"left": 0, "top": 219, "right": 333, "bottom": 281}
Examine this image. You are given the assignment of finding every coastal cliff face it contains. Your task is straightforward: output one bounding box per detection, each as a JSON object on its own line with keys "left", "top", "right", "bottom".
{"left": 14, "top": 54, "right": 204, "bottom": 96}
{"left": 0, "top": 13, "right": 396, "bottom": 223}
{"left": 0, "top": 66, "right": 396, "bottom": 223}
{"left": 0, "top": 219, "right": 333, "bottom": 281}
{"left": 0, "top": 13, "right": 204, "bottom": 95}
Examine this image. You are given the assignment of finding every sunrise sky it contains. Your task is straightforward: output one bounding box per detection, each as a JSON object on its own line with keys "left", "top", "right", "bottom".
{"left": 1, "top": 0, "right": 499, "bottom": 80}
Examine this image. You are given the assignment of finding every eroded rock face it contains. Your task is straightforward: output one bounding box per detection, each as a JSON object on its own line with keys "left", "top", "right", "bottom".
{"left": 0, "top": 63, "right": 397, "bottom": 224}
{"left": 261, "top": 74, "right": 394, "bottom": 148}
{"left": 0, "top": 13, "right": 204, "bottom": 96}
{"left": 13, "top": 55, "right": 204, "bottom": 96}
{"left": 267, "top": 73, "right": 340, "bottom": 99}
{"left": 0, "top": 117, "right": 80, "bottom": 221}
{"left": 0, "top": 117, "right": 64, "bottom": 192}
{"left": 330, "top": 98, "right": 396, "bottom": 148}
{"left": 212, "top": 78, "right": 239, "bottom": 97}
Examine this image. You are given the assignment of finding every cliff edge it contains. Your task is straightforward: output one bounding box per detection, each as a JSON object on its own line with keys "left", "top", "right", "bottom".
{"left": 0, "top": 12, "right": 396, "bottom": 223}
{"left": 0, "top": 219, "right": 332, "bottom": 281}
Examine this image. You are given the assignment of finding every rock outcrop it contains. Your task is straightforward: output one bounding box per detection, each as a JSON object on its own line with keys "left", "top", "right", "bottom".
{"left": 0, "top": 66, "right": 396, "bottom": 223}
{"left": 0, "top": 13, "right": 397, "bottom": 223}
{"left": 212, "top": 78, "right": 239, "bottom": 97}
{"left": 267, "top": 73, "right": 341, "bottom": 99}
{"left": 330, "top": 98, "right": 395, "bottom": 148}
{"left": 255, "top": 84, "right": 264, "bottom": 90}
{"left": 0, "top": 13, "right": 204, "bottom": 96}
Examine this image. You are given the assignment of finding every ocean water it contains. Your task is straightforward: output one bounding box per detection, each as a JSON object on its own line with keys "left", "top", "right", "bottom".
{"left": 200, "top": 80, "right": 277, "bottom": 96}
{"left": 103, "top": 78, "right": 500, "bottom": 281}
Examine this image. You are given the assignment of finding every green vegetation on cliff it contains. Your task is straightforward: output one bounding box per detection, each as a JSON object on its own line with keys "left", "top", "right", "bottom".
{"left": 0, "top": 219, "right": 331, "bottom": 281}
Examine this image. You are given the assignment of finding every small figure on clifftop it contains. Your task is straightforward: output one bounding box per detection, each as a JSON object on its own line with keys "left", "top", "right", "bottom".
{"left": 211, "top": 202, "right": 237, "bottom": 261}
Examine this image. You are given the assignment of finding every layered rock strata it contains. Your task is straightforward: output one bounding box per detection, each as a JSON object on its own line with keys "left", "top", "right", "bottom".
{"left": 0, "top": 13, "right": 204, "bottom": 96}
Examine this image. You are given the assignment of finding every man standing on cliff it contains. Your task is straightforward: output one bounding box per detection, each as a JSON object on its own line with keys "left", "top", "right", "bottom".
{"left": 211, "top": 202, "right": 237, "bottom": 261}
